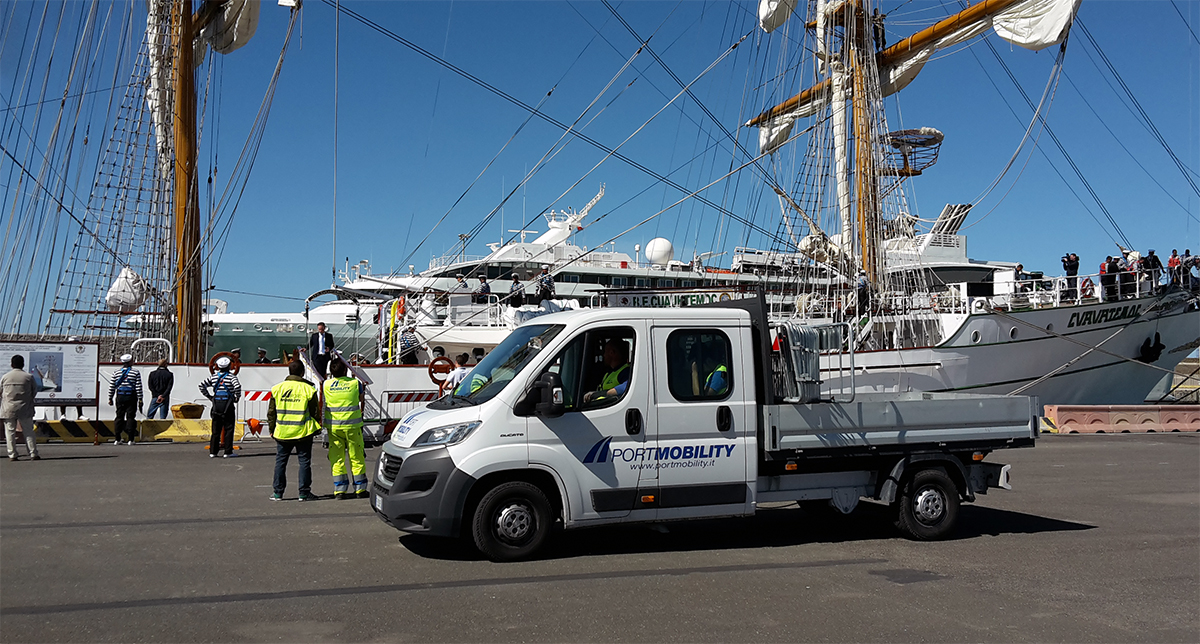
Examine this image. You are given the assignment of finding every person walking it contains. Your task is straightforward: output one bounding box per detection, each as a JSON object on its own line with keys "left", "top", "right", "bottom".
{"left": 1062, "top": 253, "right": 1079, "bottom": 300}
{"left": 508, "top": 274, "right": 525, "bottom": 307}
{"left": 535, "top": 265, "right": 555, "bottom": 305}
{"left": 145, "top": 359, "right": 174, "bottom": 420}
{"left": 1101, "top": 256, "right": 1117, "bottom": 301}
{"left": 267, "top": 361, "right": 321, "bottom": 501}
{"left": 1143, "top": 249, "right": 1164, "bottom": 291}
{"left": 308, "top": 322, "right": 335, "bottom": 378}
{"left": 398, "top": 326, "right": 421, "bottom": 365}
{"left": 444, "top": 353, "right": 472, "bottom": 393}
{"left": 1183, "top": 249, "right": 1196, "bottom": 289}
{"left": 2, "top": 355, "right": 39, "bottom": 461}
{"left": 321, "top": 358, "right": 368, "bottom": 499}
{"left": 473, "top": 276, "right": 492, "bottom": 304}
{"left": 107, "top": 354, "right": 143, "bottom": 445}
{"left": 1167, "top": 250, "right": 1181, "bottom": 286}
{"left": 199, "top": 357, "right": 241, "bottom": 458}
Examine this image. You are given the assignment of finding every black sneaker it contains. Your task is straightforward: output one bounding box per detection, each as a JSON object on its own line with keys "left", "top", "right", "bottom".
{"left": 356, "top": 490, "right": 370, "bottom": 499}
{"left": 332, "top": 491, "right": 347, "bottom": 500}
{"left": 299, "top": 493, "right": 319, "bottom": 502}
{"left": 270, "top": 493, "right": 283, "bottom": 501}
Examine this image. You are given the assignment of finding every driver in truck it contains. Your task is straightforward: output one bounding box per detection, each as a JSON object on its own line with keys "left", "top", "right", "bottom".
{"left": 582, "top": 339, "right": 630, "bottom": 403}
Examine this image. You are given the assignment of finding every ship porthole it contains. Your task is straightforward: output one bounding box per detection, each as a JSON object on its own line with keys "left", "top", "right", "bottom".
{"left": 1009, "top": 327, "right": 1018, "bottom": 340}
{"left": 1046, "top": 323, "right": 1054, "bottom": 333}
{"left": 971, "top": 330, "right": 981, "bottom": 344}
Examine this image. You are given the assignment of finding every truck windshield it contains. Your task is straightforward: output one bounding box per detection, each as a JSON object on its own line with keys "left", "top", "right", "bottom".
{"left": 448, "top": 324, "right": 564, "bottom": 404}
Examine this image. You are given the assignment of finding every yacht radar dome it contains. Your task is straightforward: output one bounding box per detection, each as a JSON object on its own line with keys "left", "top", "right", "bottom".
{"left": 645, "top": 238, "right": 674, "bottom": 265}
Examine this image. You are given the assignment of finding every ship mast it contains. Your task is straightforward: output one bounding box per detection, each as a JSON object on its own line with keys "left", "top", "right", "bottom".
{"left": 745, "top": 0, "right": 1074, "bottom": 285}
{"left": 848, "top": 1, "right": 881, "bottom": 282}
{"left": 173, "top": 0, "right": 227, "bottom": 363}
{"left": 173, "top": 0, "right": 202, "bottom": 363}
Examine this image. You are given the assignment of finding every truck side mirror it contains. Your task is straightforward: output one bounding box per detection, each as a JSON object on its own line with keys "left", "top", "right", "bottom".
{"left": 534, "top": 372, "right": 565, "bottom": 419}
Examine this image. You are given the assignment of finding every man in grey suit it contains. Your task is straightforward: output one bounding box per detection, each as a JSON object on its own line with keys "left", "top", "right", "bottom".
{"left": 1, "top": 355, "right": 39, "bottom": 461}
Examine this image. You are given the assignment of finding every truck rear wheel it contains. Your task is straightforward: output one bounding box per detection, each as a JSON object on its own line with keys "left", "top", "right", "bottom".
{"left": 472, "top": 481, "right": 551, "bottom": 561}
{"left": 895, "top": 469, "right": 959, "bottom": 540}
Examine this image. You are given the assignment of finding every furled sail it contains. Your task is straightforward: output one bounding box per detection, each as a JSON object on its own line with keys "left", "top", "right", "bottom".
{"left": 204, "top": 0, "right": 260, "bottom": 54}
{"left": 758, "top": 0, "right": 800, "bottom": 33}
{"left": 750, "top": 0, "right": 1082, "bottom": 153}
{"left": 879, "top": 0, "right": 1081, "bottom": 96}
{"left": 105, "top": 267, "right": 149, "bottom": 312}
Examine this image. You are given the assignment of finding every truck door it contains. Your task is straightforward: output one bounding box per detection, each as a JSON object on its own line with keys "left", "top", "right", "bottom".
{"left": 526, "top": 323, "right": 657, "bottom": 523}
{"left": 650, "top": 325, "right": 752, "bottom": 519}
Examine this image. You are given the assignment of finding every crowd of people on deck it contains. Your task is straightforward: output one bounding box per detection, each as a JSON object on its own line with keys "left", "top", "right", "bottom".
{"left": 1019, "top": 247, "right": 1200, "bottom": 301}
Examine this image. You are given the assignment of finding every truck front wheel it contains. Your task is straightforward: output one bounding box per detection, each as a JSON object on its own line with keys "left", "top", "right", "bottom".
{"left": 471, "top": 481, "right": 551, "bottom": 561}
{"left": 895, "top": 469, "right": 959, "bottom": 540}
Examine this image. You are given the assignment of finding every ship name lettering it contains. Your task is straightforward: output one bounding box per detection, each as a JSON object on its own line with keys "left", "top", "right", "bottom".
{"left": 1067, "top": 304, "right": 1141, "bottom": 329}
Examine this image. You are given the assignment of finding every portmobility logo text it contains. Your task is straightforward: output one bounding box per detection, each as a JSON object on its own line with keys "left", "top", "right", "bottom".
{"left": 582, "top": 437, "right": 735, "bottom": 469}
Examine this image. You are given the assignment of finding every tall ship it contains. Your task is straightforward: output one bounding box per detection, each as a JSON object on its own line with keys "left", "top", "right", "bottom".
{"left": 2, "top": 0, "right": 1195, "bottom": 408}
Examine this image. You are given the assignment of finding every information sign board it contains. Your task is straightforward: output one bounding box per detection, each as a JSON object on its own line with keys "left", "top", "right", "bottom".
{"left": 0, "top": 341, "right": 100, "bottom": 406}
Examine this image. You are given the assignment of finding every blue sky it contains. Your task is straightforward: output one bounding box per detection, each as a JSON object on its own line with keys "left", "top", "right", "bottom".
{"left": 4, "top": 1, "right": 1198, "bottom": 318}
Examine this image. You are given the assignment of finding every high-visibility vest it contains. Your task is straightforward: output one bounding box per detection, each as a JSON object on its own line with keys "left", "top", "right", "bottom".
{"left": 600, "top": 363, "right": 630, "bottom": 393}
{"left": 705, "top": 364, "right": 729, "bottom": 395}
{"left": 323, "top": 376, "right": 362, "bottom": 431}
{"left": 271, "top": 379, "right": 319, "bottom": 440}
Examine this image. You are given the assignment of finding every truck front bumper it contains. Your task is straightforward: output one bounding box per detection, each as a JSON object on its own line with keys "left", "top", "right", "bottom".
{"left": 370, "top": 445, "right": 475, "bottom": 538}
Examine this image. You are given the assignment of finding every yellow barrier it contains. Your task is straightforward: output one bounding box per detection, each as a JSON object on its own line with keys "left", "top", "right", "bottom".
{"left": 32, "top": 419, "right": 245, "bottom": 444}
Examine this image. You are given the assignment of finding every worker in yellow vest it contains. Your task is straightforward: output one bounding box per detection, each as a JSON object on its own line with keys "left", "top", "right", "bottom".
{"left": 321, "top": 358, "right": 368, "bottom": 499}
{"left": 582, "top": 339, "right": 631, "bottom": 403}
{"left": 267, "top": 361, "right": 321, "bottom": 502}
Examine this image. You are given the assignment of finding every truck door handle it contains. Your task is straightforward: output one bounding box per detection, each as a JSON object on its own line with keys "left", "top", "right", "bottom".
{"left": 716, "top": 406, "right": 732, "bottom": 432}
{"left": 625, "top": 408, "right": 642, "bottom": 435}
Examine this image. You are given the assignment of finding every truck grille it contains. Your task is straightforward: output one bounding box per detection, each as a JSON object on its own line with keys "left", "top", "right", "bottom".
{"left": 381, "top": 454, "right": 402, "bottom": 482}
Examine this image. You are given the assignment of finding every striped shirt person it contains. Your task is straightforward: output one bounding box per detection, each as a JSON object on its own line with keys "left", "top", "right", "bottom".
{"left": 199, "top": 358, "right": 242, "bottom": 458}
{"left": 108, "top": 354, "right": 142, "bottom": 445}
{"left": 197, "top": 371, "right": 243, "bottom": 403}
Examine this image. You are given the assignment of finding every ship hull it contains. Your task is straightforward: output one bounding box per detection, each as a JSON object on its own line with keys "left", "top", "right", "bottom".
{"left": 822, "top": 293, "right": 1199, "bottom": 405}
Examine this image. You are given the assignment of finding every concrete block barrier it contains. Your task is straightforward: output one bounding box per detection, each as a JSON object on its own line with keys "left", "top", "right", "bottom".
{"left": 29, "top": 419, "right": 235, "bottom": 443}
{"left": 1043, "top": 405, "right": 1200, "bottom": 434}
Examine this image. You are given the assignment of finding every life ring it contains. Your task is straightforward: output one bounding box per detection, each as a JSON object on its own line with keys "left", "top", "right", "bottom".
{"left": 208, "top": 351, "right": 241, "bottom": 375}
{"left": 1080, "top": 277, "right": 1095, "bottom": 298}
{"left": 428, "top": 356, "right": 455, "bottom": 386}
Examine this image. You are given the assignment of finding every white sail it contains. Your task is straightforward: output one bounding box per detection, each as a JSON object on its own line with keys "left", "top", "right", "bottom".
{"left": 992, "top": 0, "right": 1081, "bottom": 49}
{"left": 758, "top": 0, "right": 800, "bottom": 34}
{"left": 204, "top": 0, "right": 260, "bottom": 55}
{"left": 755, "top": 0, "right": 1082, "bottom": 153}
{"left": 145, "top": 0, "right": 174, "bottom": 184}
{"left": 105, "top": 267, "right": 149, "bottom": 312}
{"left": 880, "top": 0, "right": 1081, "bottom": 96}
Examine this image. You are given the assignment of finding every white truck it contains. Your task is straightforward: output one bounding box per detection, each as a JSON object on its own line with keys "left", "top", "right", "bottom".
{"left": 370, "top": 297, "right": 1036, "bottom": 561}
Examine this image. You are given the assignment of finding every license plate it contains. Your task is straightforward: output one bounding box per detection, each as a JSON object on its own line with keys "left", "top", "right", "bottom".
{"left": 373, "top": 494, "right": 383, "bottom": 512}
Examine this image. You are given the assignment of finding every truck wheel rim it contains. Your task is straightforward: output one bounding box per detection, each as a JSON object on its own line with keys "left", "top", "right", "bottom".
{"left": 495, "top": 503, "right": 533, "bottom": 542}
{"left": 913, "top": 488, "right": 945, "bottom": 524}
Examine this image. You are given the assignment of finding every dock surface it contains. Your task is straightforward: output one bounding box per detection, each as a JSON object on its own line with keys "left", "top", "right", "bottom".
{"left": 2, "top": 436, "right": 1197, "bottom": 642}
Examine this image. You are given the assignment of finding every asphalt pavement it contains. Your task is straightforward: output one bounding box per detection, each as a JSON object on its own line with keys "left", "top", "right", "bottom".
{"left": 1, "top": 434, "right": 1197, "bottom": 643}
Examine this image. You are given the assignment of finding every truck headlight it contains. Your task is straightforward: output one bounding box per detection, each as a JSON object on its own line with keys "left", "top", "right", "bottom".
{"left": 412, "top": 421, "right": 480, "bottom": 447}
